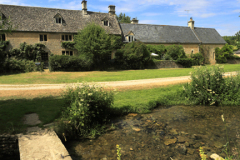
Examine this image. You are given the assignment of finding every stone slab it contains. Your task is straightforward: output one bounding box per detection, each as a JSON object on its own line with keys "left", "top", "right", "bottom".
{"left": 18, "top": 129, "right": 72, "bottom": 160}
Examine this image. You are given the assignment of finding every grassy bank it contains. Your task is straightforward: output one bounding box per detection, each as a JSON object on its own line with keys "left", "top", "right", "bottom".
{"left": 0, "top": 64, "right": 239, "bottom": 84}
{"left": 0, "top": 84, "right": 184, "bottom": 134}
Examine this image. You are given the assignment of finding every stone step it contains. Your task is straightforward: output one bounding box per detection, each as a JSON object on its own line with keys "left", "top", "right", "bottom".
{"left": 18, "top": 129, "right": 71, "bottom": 160}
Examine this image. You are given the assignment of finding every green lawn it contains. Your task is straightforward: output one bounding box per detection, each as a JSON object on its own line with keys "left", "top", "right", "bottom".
{"left": 0, "top": 64, "right": 239, "bottom": 84}
{"left": 0, "top": 84, "right": 184, "bottom": 134}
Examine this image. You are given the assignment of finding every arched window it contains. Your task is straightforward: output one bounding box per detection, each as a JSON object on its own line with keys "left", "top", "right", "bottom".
{"left": 54, "top": 13, "right": 63, "bottom": 24}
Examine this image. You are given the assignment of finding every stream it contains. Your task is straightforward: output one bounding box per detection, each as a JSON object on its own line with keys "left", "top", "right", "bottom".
{"left": 65, "top": 105, "right": 240, "bottom": 160}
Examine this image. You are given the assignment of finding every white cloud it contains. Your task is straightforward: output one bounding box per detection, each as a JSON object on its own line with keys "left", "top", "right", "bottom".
{"left": 0, "top": 0, "right": 21, "bottom": 5}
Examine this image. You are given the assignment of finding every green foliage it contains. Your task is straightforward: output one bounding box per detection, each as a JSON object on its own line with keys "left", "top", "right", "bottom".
{"left": 61, "top": 41, "right": 76, "bottom": 50}
{"left": 3, "top": 58, "right": 43, "bottom": 73}
{"left": 110, "top": 35, "right": 123, "bottom": 50}
{"left": 223, "top": 36, "right": 237, "bottom": 46}
{"left": 115, "top": 41, "right": 151, "bottom": 69}
{"left": 0, "top": 16, "right": 15, "bottom": 34}
{"left": 147, "top": 44, "right": 166, "bottom": 60}
{"left": 116, "top": 13, "right": 131, "bottom": 23}
{"left": 215, "top": 44, "right": 234, "bottom": 63}
{"left": 49, "top": 55, "right": 93, "bottom": 71}
{"left": 165, "top": 45, "right": 187, "bottom": 60}
{"left": 74, "top": 22, "right": 112, "bottom": 69}
{"left": 182, "top": 66, "right": 240, "bottom": 106}
{"left": 57, "top": 83, "right": 114, "bottom": 139}
{"left": 175, "top": 58, "right": 193, "bottom": 68}
{"left": 0, "top": 41, "right": 10, "bottom": 73}
{"left": 191, "top": 52, "right": 204, "bottom": 65}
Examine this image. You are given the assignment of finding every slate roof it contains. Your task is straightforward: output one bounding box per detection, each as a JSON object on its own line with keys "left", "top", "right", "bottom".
{"left": 194, "top": 27, "right": 226, "bottom": 44}
{"left": 0, "top": 4, "right": 121, "bottom": 35}
{"left": 120, "top": 23, "right": 226, "bottom": 44}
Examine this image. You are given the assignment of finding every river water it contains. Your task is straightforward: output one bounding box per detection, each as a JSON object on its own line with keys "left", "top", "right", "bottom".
{"left": 65, "top": 105, "right": 240, "bottom": 160}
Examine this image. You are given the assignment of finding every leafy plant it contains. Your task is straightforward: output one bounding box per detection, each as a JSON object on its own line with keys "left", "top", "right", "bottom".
{"left": 215, "top": 44, "right": 234, "bottom": 63}
{"left": 166, "top": 45, "right": 187, "bottom": 60}
{"left": 175, "top": 58, "right": 193, "bottom": 68}
{"left": 191, "top": 52, "right": 204, "bottom": 65}
{"left": 61, "top": 41, "right": 76, "bottom": 50}
{"left": 115, "top": 41, "right": 151, "bottom": 69}
{"left": 74, "top": 22, "right": 112, "bottom": 70}
{"left": 56, "top": 83, "right": 114, "bottom": 139}
{"left": 116, "top": 13, "right": 131, "bottom": 23}
{"left": 116, "top": 144, "right": 122, "bottom": 160}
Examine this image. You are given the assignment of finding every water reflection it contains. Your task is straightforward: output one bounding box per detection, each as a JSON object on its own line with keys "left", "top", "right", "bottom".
{"left": 66, "top": 105, "right": 240, "bottom": 160}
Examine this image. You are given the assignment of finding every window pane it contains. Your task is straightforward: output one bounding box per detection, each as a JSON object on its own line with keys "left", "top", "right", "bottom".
{"left": 56, "top": 18, "right": 58, "bottom": 23}
{"left": 40, "top": 35, "right": 43, "bottom": 41}
{"left": 65, "top": 35, "right": 68, "bottom": 41}
{"left": 59, "top": 18, "right": 62, "bottom": 24}
{"left": 62, "top": 35, "right": 64, "bottom": 40}
{"left": 44, "top": 35, "right": 47, "bottom": 41}
{"left": 62, "top": 51, "right": 65, "bottom": 55}
{"left": 69, "top": 35, "right": 72, "bottom": 41}
{"left": 70, "top": 51, "right": 73, "bottom": 56}
{"left": 66, "top": 51, "right": 69, "bottom": 55}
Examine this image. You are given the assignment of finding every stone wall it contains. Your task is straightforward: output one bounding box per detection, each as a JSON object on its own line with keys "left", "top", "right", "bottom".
{"left": 201, "top": 44, "right": 225, "bottom": 65}
{"left": 0, "top": 135, "right": 20, "bottom": 160}
{"left": 227, "top": 59, "right": 240, "bottom": 64}
{"left": 6, "top": 32, "right": 76, "bottom": 56}
{"left": 148, "top": 60, "right": 183, "bottom": 69}
{"left": 145, "top": 43, "right": 200, "bottom": 55}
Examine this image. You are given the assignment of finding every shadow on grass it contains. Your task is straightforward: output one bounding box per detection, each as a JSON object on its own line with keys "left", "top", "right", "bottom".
{"left": 0, "top": 96, "right": 64, "bottom": 134}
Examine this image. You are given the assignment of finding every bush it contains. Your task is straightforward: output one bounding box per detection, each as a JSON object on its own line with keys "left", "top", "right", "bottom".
{"left": 182, "top": 65, "right": 240, "bottom": 106}
{"left": 3, "top": 58, "right": 43, "bottom": 73}
{"left": 191, "top": 53, "right": 204, "bottom": 65}
{"left": 166, "top": 45, "right": 187, "bottom": 60}
{"left": 115, "top": 41, "right": 151, "bottom": 69}
{"left": 215, "top": 44, "right": 234, "bottom": 63}
{"left": 147, "top": 44, "right": 166, "bottom": 59}
{"left": 61, "top": 42, "right": 76, "bottom": 50}
{"left": 49, "top": 55, "right": 93, "bottom": 71}
{"left": 57, "top": 83, "right": 114, "bottom": 139}
{"left": 175, "top": 58, "right": 193, "bottom": 68}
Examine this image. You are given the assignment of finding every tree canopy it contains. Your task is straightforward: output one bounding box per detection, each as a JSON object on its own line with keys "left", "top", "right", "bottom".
{"left": 116, "top": 13, "right": 131, "bottom": 23}
{"left": 0, "top": 16, "right": 14, "bottom": 34}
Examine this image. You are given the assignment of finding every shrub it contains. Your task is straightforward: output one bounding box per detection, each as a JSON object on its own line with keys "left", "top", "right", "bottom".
{"left": 49, "top": 55, "right": 93, "bottom": 71}
{"left": 147, "top": 44, "right": 166, "bottom": 59}
{"left": 57, "top": 83, "right": 114, "bottom": 139}
{"left": 166, "top": 45, "right": 187, "bottom": 60}
{"left": 61, "top": 42, "right": 76, "bottom": 50}
{"left": 182, "top": 65, "right": 240, "bottom": 106}
{"left": 191, "top": 53, "right": 204, "bottom": 65}
{"left": 115, "top": 41, "right": 151, "bottom": 69}
{"left": 3, "top": 58, "right": 43, "bottom": 73}
{"left": 215, "top": 44, "right": 234, "bottom": 63}
{"left": 175, "top": 58, "right": 193, "bottom": 68}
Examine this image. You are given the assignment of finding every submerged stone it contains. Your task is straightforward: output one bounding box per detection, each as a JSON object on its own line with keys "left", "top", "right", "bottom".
{"left": 164, "top": 138, "right": 177, "bottom": 146}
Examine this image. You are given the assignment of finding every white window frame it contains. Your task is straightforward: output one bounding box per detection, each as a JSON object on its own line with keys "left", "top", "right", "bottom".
{"left": 104, "top": 20, "right": 109, "bottom": 26}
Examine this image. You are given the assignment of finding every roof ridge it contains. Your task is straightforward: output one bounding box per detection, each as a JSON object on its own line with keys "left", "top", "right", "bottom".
{"left": 120, "top": 23, "right": 193, "bottom": 28}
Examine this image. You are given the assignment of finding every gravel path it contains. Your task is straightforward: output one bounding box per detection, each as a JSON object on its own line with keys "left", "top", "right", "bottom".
{"left": 0, "top": 71, "right": 237, "bottom": 98}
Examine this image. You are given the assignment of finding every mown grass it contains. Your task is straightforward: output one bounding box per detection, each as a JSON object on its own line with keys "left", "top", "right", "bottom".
{"left": 0, "top": 64, "right": 239, "bottom": 84}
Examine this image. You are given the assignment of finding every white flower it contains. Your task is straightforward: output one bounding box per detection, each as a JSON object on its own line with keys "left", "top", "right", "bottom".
{"left": 210, "top": 101, "right": 215, "bottom": 105}
{"left": 81, "top": 99, "right": 84, "bottom": 101}
{"left": 221, "top": 114, "right": 225, "bottom": 122}
{"left": 88, "top": 93, "right": 93, "bottom": 96}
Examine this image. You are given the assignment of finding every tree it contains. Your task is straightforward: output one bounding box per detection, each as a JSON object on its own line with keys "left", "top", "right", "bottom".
{"left": 74, "top": 22, "right": 112, "bottom": 69}
{"left": 235, "top": 31, "right": 240, "bottom": 41}
{"left": 116, "top": 13, "right": 131, "bottom": 23}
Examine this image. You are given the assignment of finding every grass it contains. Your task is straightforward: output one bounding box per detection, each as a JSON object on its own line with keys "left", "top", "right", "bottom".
{"left": 0, "top": 64, "right": 239, "bottom": 84}
{"left": 0, "top": 96, "right": 64, "bottom": 134}
{"left": 0, "top": 84, "right": 184, "bottom": 134}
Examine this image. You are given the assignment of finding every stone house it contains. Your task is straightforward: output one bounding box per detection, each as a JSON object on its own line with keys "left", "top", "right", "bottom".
{"left": 0, "top": 1, "right": 121, "bottom": 62}
{"left": 0, "top": 1, "right": 226, "bottom": 64}
{"left": 120, "top": 18, "right": 226, "bottom": 64}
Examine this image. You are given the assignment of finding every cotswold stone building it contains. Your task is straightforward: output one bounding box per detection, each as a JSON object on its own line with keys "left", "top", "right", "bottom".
{"left": 120, "top": 18, "right": 226, "bottom": 64}
{"left": 1, "top": 1, "right": 226, "bottom": 64}
{"left": 0, "top": 1, "right": 121, "bottom": 61}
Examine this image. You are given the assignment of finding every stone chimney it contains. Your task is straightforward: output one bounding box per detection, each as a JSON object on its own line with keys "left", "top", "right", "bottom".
{"left": 131, "top": 18, "right": 139, "bottom": 24}
{"left": 81, "top": 0, "right": 87, "bottom": 15}
{"left": 188, "top": 17, "right": 194, "bottom": 29}
{"left": 108, "top": 5, "right": 115, "bottom": 16}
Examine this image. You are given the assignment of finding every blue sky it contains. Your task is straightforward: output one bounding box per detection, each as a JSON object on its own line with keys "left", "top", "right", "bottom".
{"left": 3, "top": 0, "right": 240, "bottom": 36}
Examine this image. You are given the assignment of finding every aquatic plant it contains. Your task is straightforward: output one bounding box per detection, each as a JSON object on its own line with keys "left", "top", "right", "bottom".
{"left": 116, "top": 144, "right": 121, "bottom": 160}
{"left": 199, "top": 147, "right": 207, "bottom": 160}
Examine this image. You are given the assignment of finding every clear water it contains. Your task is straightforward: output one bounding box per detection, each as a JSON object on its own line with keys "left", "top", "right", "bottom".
{"left": 65, "top": 105, "right": 240, "bottom": 160}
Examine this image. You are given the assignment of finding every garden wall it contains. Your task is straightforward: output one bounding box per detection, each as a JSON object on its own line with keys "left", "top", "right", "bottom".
{"left": 148, "top": 60, "right": 183, "bottom": 69}
{"left": 227, "top": 59, "right": 240, "bottom": 64}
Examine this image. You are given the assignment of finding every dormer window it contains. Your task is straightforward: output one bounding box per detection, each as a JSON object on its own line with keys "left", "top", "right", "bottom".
{"left": 128, "top": 35, "right": 135, "bottom": 42}
{"left": 0, "top": 13, "right": 6, "bottom": 20}
{"left": 54, "top": 13, "right": 64, "bottom": 24}
{"left": 104, "top": 20, "right": 109, "bottom": 26}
